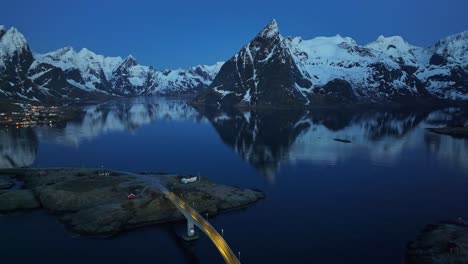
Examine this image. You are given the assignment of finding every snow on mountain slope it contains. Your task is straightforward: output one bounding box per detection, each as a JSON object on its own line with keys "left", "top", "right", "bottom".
{"left": 151, "top": 62, "right": 224, "bottom": 95}
{"left": 365, "top": 35, "right": 423, "bottom": 66}
{"left": 111, "top": 56, "right": 223, "bottom": 96}
{"left": 433, "top": 31, "right": 468, "bottom": 65}
{"left": 34, "top": 47, "right": 123, "bottom": 82}
{"left": 287, "top": 33, "right": 429, "bottom": 102}
{"left": 194, "top": 20, "right": 313, "bottom": 106}
{"left": 110, "top": 55, "right": 153, "bottom": 95}
{"left": 1, "top": 23, "right": 466, "bottom": 104}
{"left": 414, "top": 31, "right": 468, "bottom": 100}
{"left": 288, "top": 29, "right": 467, "bottom": 102}
{"left": 29, "top": 45, "right": 222, "bottom": 98}
{"left": 31, "top": 47, "right": 122, "bottom": 93}
{"left": 288, "top": 35, "right": 375, "bottom": 87}
{"left": 0, "top": 26, "right": 36, "bottom": 100}
{"left": 195, "top": 20, "right": 467, "bottom": 107}
{"left": 0, "top": 26, "right": 223, "bottom": 101}
{"left": 0, "top": 27, "right": 29, "bottom": 58}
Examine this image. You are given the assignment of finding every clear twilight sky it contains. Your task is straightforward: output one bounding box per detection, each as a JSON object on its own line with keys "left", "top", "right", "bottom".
{"left": 3, "top": 0, "right": 468, "bottom": 69}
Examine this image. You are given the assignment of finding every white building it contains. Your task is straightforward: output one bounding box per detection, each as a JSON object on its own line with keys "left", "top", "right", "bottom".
{"left": 181, "top": 176, "right": 197, "bottom": 184}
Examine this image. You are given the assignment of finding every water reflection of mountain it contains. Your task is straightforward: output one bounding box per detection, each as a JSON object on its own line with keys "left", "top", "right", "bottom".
{"left": 199, "top": 106, "right": 468, "bottom": 180}
{"left": 0, "top": 128, "right": 38, "bottom": 168}
{"left": 0, "top": 97, "right": 467, "bottom": 177}
{"left": 0, "top": 98, "right": 203, "bottom": 168}
{"left": 34, "top": 97, "right": 203, "bottom": 146}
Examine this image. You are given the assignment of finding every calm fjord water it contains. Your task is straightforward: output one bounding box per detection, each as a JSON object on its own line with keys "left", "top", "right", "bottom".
{"left": 1, "top": 97, "right": 468, "bottom": 264}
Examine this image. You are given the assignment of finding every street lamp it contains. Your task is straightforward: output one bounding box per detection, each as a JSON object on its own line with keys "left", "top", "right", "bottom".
{"left": 221, "top": 229, "right": 224, "bottom": 237}
{"left": 238, "top": 251, "right": 241, "bottom": 262}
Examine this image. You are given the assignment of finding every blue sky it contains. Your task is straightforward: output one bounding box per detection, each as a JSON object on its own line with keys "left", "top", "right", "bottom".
{"left": 3, "top": 0, "right": 468, "bottom": 69}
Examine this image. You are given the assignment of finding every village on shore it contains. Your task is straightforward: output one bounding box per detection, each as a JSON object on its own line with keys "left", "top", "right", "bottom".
{"left": 0, "top": 104, "right": 80, "bottom": 128}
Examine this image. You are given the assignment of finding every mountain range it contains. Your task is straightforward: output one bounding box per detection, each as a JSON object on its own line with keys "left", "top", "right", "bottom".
{"left": 194, "top": 20, "right": 468, "bottom": 107}
{"left": 1, "top": 21, "right": 467, "bottom": 106}
{"left": 0, "top": 25, "right": 222, "bottom": 102}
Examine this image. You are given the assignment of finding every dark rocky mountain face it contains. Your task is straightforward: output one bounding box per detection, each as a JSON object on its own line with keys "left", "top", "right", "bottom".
{"left": 27, "top": 61, "right": 112, "bottom": 101}
{"left": 194, "top": 21, "right": 468, "bottom": 107}
{"left": 0, "top": 28, "right": 36, "bottom": 100}
{"left": 111, "top": 56, "right": 148, "bottom": 95}
{"left": 194, "top": 20, "right": 312, "bottom": 107}
{"left": 0, "top": 23, "right": 466, "bottom": 105}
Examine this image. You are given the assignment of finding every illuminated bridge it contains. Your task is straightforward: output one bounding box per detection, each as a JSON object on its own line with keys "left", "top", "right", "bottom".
{"left": 121, "top": 171, "right": 241, "bottom": 264}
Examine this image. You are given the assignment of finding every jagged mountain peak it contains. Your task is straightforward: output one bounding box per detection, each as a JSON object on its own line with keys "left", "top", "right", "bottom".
{"left": 122, "top": 54, "right": 138, "bottom": 66}
{"left": 195, "top": 21, "right": 468, "bottom": 106}
{"left": 291, "top": 34, "right": 359, "bottom": 52}
{"left": 196, "top": 19, "right": 313, "bottom": 107}
{"left": 0, "top": 26, "right": 29, "bottom": 55}
{"left": 1, "top": 23, "right": 467, "bottom": 103}
{"left": 46, "top": 46, "right": 76, "bottom": 57}
{"left": 0, "top": 26, "right": 223, "bottom": 101}
{"left": 61, "top": 46, "right": 75, "bottom": 52}
{"left": 0, "top": 26, "right": 34, "bottom": 100}
{"left": 375, "top": 35, "right": 406, "bottom": 43}
{"left": 437, "top": 30, "right": 468, "bottom": 44}
{"left": 433, "top": 30, "right": 468, "bottom": 65}
{"left": 365, "top": 35, "right": 414, "bottom": 52}
{"left": 258, "top": 19, "right": 280, "bottom": 39}
{"left": 78, "top": 47, "right": 99, "bottom": 58}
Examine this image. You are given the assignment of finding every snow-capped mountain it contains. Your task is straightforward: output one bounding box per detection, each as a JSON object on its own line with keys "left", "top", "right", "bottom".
{"left": 1, "top": 23, "right": 466, "bottom": 105}
{"left": 0, "top": 26, "right": 223, "bottom": 101}
{"left": 194, "top": 20, "right": 468, "bottom": 107}
{"left": 0, "top": 26, "right": 36, "bottom": 100}
{"left": 194, "top": 20, "right": 313, "bottom": 106}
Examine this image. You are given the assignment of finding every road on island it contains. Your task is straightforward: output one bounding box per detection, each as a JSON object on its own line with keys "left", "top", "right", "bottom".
{"left": 116, "top": 170, "right": 241, "bottom": 264}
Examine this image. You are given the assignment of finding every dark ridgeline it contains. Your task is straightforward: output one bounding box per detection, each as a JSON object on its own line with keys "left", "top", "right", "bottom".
{"left": 0, "top": 27, "right": 222, "bottom": 102}
{"left": 193, "top": 20, "right": 312, "bottom": 107}
{"left": 1, "top": 21, "right": 467, "bottom": 106}
{"left": 0, "top": 27, "right": 36, "bottom": 99}
{"left": 193, "top": 20, "right": 468, "bottom": 108}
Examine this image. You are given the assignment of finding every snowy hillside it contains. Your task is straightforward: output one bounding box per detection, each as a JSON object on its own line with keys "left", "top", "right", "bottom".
{"left": 0, "top": 26, "right": 35, "bottom": 100}
{"left": 194, "top": 20, "right": 467, "bottom": 107}
{"left": 0, "top": 25, "right": 223, "bottom": 101}
{"left": 1, "top": 23, "right": 466, "bottom": 105}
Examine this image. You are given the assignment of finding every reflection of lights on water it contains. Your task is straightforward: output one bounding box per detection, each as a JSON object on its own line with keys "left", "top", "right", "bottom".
{"left": 166, "top": 191, "right": 240, "bottom": 263}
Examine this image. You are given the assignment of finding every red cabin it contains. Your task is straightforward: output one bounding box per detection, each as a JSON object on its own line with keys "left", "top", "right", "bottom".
{"left": 127, "top": 193, "right": 136, "bottom": 200}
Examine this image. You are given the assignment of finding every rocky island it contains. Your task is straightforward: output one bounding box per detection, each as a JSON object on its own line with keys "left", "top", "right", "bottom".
{"left": 0, "top": 168, "right": 264, "bottom": 237}
{"left": 406, "top": 219, "right": 468, "bottom": 264}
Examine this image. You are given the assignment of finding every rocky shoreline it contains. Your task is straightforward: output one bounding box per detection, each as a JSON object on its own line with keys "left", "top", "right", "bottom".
{"left": 406, "top": 219, "right": 468, "bottom": 264}
{"left": 0, "top": 168, "right": 264, "bottom": 237}
{"left": 426, "top": 126, "right": 468, "bottom": 138}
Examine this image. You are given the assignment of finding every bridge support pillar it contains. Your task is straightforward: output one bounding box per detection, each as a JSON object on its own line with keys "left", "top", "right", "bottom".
{"left": 182, "top": 218, "right": 199, "bottom": 241}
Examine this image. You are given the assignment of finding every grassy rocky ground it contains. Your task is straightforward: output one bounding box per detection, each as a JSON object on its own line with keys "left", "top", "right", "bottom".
{"left": 0, "top": 168, "right": 264, "bottom": 237}
{"left": 406, "top": 219, "right": 468, "bottom": 264}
